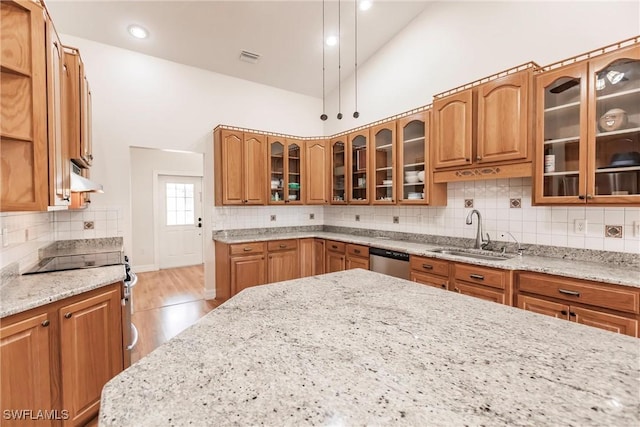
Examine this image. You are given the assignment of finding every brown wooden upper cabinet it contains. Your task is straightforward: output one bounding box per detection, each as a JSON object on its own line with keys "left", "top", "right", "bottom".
{"left": 268, "top": 137, "right": 303, "bottom": 205}
{"left": 214, "top": 129, "right": 267, "bottom": 205}
{"left": 304, "top": 139, "right": 329, "bottom": 204}
{"left": 63, "top": 47, "right": 93, "bottom": 168}
{"left": 371, "top": 122, "right": 396, "bottom": 204}
{"left": 348, "top": 129, "right": 371, "bottom": 204}
{"left": 0, "top": 0, "right": 49, "bottom": 211}
{"left": 534, "top": 43, "right": 640, "bottom": 205}
{"left": 397, "top": 111, "right": 447, "bottom": 205}
{"left": 432, "top": 68, "right": 535, "bottom": 182}
{"left": 330, "top": 136, "right": 348, "bottom": 204}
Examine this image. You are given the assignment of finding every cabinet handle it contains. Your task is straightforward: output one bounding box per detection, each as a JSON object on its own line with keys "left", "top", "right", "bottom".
{"left": 469, "top": 274, "right": 484, "bottom": 280}
{"left": 332, "top": 245, "right": 338, "bottom": 249}
{"left": 279, "top": 244, "right": 287, "bottom": 248}
{"left": 465, "top": 158, "right": 470, "bottom": 162}
{"left": 243, "top": 247, "right": 253, "bottom": 252}
{"left": 558, "top": 289, "right": 580, "bottom": 297}
{"left": 560, "top": 310, "right": 568, "bottom": 316}
{"left": 64, "top": 313, "right": 72, "bottom": 319}
{"left": 354, "top": 249, "right": 361, "bottom": 254}
{"left": 422, "top": 264, "right": 433, "bottom": 270}
{"left": 578, "top": 195, "right": 586, "bottom": 200}
{"left": 440, "top": 284, "right": 446, "bottom": 289}
{"left": 569, "top": 312, "right": 576, "bottom": 317}
{"left": 586, "top": 194, "right": 594, "bottom": 200}
{"left": 454, "top": 287, "right": 460, "bottom": 293}
{"left": 41, "top": 320, "right": 50, "bottom": 327}
{"left": 476, "top": 156, "right": 482, "bottom": 160}
{"left": 63, "top": 197, "right": 70, "bottom": 202}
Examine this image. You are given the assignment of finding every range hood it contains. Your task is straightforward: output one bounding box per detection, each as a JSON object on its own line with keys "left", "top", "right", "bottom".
{"left": 70, "top": 162, "right": 104, "bottom": 193}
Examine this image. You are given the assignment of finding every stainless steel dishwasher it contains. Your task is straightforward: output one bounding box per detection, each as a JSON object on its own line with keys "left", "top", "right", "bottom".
{"left": 369, "top": 247, "right": 410, "bottom": 279}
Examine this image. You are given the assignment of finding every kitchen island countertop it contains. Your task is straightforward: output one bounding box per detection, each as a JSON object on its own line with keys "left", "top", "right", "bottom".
{"left": 99, "top": 269, "right": 640, "bottom": 426}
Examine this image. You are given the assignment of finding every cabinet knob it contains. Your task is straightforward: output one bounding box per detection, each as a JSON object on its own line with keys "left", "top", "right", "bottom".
{"left": 354, "top": 249, "right": 361, "bottom": 254}
{"left": 41, "top": 320, "right": 50, "bottom": 327}
{"left": 476, "top": 156, "right": 482, "bottom": 161}
{"left": 569, "top": 312, "right": 576, "bottom": 317}
{"left": 465, "top": 158, "right": 470, "bottom": 162}
{"left": 586, "top": 194, "right": 594, "bottom": 200}
{"left": 454, "top": 287, "right": 460, "bottom": 293}
{"left": 578, "top": 195, "right": 586, "bottom": 200}
{"left": 440, "top": 284, "right": 446, "bottom": 289}
{"left": 64, "top": 313, "right": 72, "bottom": 319}
{"left": 561, "top": 310, "right": 568, "bottom": 316}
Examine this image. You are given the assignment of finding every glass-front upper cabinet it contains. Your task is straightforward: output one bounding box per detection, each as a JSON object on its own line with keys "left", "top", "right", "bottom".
{"left": 330, "top": 137, "right": 347, "bottom": 204}
{"left": 534, "top": 43, "right": 640, "bottom": 205}
{"left": 397, "top": 113, "right": 427, "bottom": 204}
{"left": 348, "top": 130, "right": 370, "bottom": 204}
{"left": 371, "top": 122, "right": 396, "bottom": 204}
{"left": 268, "top": 137, "right": 303, "bottom": 204}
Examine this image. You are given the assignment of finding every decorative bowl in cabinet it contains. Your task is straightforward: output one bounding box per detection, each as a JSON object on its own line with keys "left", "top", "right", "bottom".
{"left": 288, "top": 195, "right": 297, "bottom": 201}
{"left": 382, "top": 179, "right": 393, "bottom": 185}
{"left": 598, "top": 108, "right": 628, "bottom": 132}
{"left": 417, "top": 171, "right": 425, "bottom": 182}
{"left": 405, "top": 175, "right": 419, "bottom": 184}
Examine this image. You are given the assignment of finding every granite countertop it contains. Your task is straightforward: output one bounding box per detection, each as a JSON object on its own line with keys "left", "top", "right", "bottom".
{"left": 100, "top": 269, "right": 640, "bottom": 426}
{"left": 0, "top": 265, "right": 126, "bottom": 318}
{"left": 213, "top": 231, "right": 640, "bottom": 288}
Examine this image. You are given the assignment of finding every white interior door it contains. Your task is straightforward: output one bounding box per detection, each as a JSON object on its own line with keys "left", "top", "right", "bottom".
{"left": 158, "top": 175, "right": 203, "bottom": 269}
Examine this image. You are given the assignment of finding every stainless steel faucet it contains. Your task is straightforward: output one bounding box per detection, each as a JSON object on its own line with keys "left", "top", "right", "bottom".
{"left": 466, "top": 209, "right": 490, "bottom": 249}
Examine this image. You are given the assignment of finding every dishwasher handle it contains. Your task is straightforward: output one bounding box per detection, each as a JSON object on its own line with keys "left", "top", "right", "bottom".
{"left": 369, "top": 247, "right": 409, "bottom": 261}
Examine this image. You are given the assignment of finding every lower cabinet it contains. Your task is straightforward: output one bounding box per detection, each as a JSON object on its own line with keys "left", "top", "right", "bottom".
{"left": 325, "top": 240, "right": 346, "bottom": 273}
{"left": 410, "top": 271, "right": 448, "bottom": 290}
{"left": 313, "top": 239, "right": 325, "bottom": 275}
{"left": 267, "top": 239, "right": 299, "bottom": 283}
{"left": 410, "top": 256, "right": 449, "bottom": 290}
{"left": 231, "top": 253, "right": 267, "bottom": 295}
{"left": 451, "top": 262, "right": 512, "bottom": 306}
{"left": 346, "top": 244, "right": 369, "bottom": 270}
{"left": 0, "top": 283, "right": 124, "bottom": 426}
{"left": 517, "top": 272, "right": 639, "bottom": 337}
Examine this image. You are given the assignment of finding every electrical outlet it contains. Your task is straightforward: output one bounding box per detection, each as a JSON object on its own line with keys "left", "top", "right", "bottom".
{"left": 24, "top": 229, "right": 29, "bottom": 241}
{"left": 355, "top": 215, "right": 360, "bottom": 222}
{"left": 634, "top": 221, "right": 640, "bottom": 237}
{"left": 309, "top": 213, "right": 315, "bottom": 220}
{"left": 270, "top": 215, "right": 276, "bottom": 222}
{"left": 393, "top": 216, "right": 399, "bottom": 224}
{"left": 574, "top": 219, "right": 587, "bottom": 235}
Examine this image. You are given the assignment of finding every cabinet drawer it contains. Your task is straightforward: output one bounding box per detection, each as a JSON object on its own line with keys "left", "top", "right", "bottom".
{"left": 410, "top": 256, "right": 449, "bottom": 277}
{"left": 229, "top": 242, "right": 266, "bottom": 255}
{"left": 518, "top": 272, "right": 640, "bottom": 314}
{"left": 267, "top": 239, "right": 298, "bottom": 252}
{"left": 454, "top": 263, "right": 507, "bottom": 289}
{"left": 453, "top": 282, "right": 506, "bottom": 305}
{"left": 326, "top": 240, "right": 346, "bottom": 253}
{"left": 346, "top": 244, "right": 368, "bottom": 258}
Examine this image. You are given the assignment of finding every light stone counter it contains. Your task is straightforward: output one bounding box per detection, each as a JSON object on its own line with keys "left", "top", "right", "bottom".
{"left": 214, "top": 231, "right": 640, "bottom": 288}
{"left": 0, "top": 265, "right": 126, "bottom": 318}
{"left": 100, "top": 269, "right": 640, "bottom": 426}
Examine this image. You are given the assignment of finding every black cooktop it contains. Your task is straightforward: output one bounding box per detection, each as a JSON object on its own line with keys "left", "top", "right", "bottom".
{"left": 23, "top": 251, "right": 123, "bottom": 275}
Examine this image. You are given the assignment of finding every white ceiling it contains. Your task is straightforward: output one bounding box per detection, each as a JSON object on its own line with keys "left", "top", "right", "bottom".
{"left": 46, "top": 0, "right": 431, "bottom": 98}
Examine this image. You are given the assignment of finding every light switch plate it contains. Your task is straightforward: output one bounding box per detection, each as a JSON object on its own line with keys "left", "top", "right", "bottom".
{"left": 634, "top": 221, "right": 640, "bottom": 237}
{"left": 393, "top": 216, "right": 399, "bottom": 224}
{"left": 574, "top": 219, "right": 587, "bottom": 235}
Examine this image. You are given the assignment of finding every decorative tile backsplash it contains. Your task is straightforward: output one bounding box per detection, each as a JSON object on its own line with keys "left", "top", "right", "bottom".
{"left": 212, "top": 205, "right": 324, "bottom": 231}
{"left": 53, "top": 206, "right": 123, "bottom": 241}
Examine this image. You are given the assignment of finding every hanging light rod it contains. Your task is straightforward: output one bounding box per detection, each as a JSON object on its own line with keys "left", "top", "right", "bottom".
{"left": 336, "top": 0, "right": 342, "bottom": 120}
{"left": 353, "top": 0, "right": 360, "bottom": 119}
{"left": 320, "top": 0, "right": 327, "bottom": 121}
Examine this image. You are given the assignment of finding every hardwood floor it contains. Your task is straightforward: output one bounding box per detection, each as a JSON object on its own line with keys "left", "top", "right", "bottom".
{"left": 130, "top": 265, "right": 220, "bottom": 363}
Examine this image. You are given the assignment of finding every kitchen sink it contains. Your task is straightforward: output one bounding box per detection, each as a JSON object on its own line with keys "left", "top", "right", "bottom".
{"left": 429, "top": 248, "right": 516, "bottom": 261}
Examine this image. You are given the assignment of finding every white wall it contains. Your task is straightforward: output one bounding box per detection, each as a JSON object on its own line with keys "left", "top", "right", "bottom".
{"left": 130, "top": 147, "right": 203, "bottom": 270}
{"left": 323, "top": 1, "right": 640, "bottom": 133}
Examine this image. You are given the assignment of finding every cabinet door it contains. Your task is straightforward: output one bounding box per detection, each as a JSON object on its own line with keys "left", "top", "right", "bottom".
{"left": 398, "top": 113, "right": 427, "bottom": 204}
{"left": 299, "top": 238, "right": 314, "bottom": 278}
{"left": 410, "top": 271, "right": 448, "bottom": 290}
{"left": 348, "top": 130, "right": 370, "bottom": 204}
{"left": 517, "top": 295, "right": 569, "bottom": 319}
{"left": 219, "top": 130, "right": 244, "bottom": 204}
{"left": 46, "top": 15, "right": 70, "bottom": 206}
{"left": 305, "top": 139, "right": 328, "bottom": 204}
{"left": 286, "top": 140, "right": 303, "bottom": 204}
{"left": 453, "top": 281, "right": 506, "bottom": 305}
{"left": 571, "top": 306, "right": 638, "bottom": 337}
{"left": 268, "top": 249, "right": 299, "bottom": 283}
{"left": 346, "top": 256, "right": 369, "bottom": 270}
{"left": 330, "top": 137, "right": 347, "bottom": 204}
{"left": 432, "top": 90, "right": 473, "bottom": 169}
{"left": 371, "top": 123, "right": 396, "bottom": 204}
{"left": 231, "top": 254, "right": 266, "bottom": 294}
{"left": 313, "top": 239, "right": 325, "bottom": 275}
{"left": 1, "top": 312, "right": 53, "bottom": 426}
{"left": 477, "top": 70, "right": 530, "bottom": 163}
{"left": 268, "top": 137, "right": 285, "bottom": 204}
{"left": 59, "top": 287, "right": 123, "bottom": 427}
{"left": 587, "top": 45, "right": 640, "bottom": 204}
{"left": 0, "top": 0, "right": 48, "bottom": 211}
{"left": 244, "top": 133, "right": 267, "bottom": 205}
{"left": 325, "top": 251, "right": 345, "bottom": 273}
{"left": 534, "top": 63, "right": 589, "bottom": 204}
{"left": 82, "top": 77, "right": 92, "bottom": 166}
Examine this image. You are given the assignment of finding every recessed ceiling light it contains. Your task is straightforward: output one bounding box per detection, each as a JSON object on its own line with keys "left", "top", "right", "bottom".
{"left": 326, "top": 36, "right": 338, "bottom": 46}
{"left": 128, "top": 25, "right": 149, "bottom": 39}
{"left": 359, "top": 0, "right": 372, "bottom": 11}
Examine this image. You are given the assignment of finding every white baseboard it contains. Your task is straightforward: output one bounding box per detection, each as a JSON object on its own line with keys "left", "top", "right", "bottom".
{"left": 132, "top": 264, "right": 158, "bottom": 273}
{"left": 204, "top": 289, "right": 217, "bottom": 300}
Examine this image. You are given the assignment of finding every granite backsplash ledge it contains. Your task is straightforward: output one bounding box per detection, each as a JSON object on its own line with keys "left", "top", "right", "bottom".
{"left": 39, "top": 237, "right": 124, "bottom": 258}
{"left": 213, "top": 225, "right": 638, "bottom": 269}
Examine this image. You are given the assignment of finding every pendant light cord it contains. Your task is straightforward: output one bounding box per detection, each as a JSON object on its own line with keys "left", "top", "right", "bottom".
{"left": 322, "top": 0, "right": 326, "bottom": 116}
{"left": 338, "top": 0, "right": 341, "bottom": 117}
{"left": 354, "top": 0, "right": 358, "bottom": 115}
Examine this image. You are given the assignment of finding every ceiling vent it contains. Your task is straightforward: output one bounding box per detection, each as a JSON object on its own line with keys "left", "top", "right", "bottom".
{"left": 239, "top": 50, "right": 261, "bottom": 64}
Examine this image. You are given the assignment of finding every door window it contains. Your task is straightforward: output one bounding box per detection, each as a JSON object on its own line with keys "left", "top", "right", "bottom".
{"left": 166, "top": 183, "right": 194, "bottom": 225}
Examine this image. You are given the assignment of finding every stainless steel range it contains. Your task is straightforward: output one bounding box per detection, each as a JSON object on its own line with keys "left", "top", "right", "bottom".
{"left": 23, "top": 252, "right": 139, "bottom": 368}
